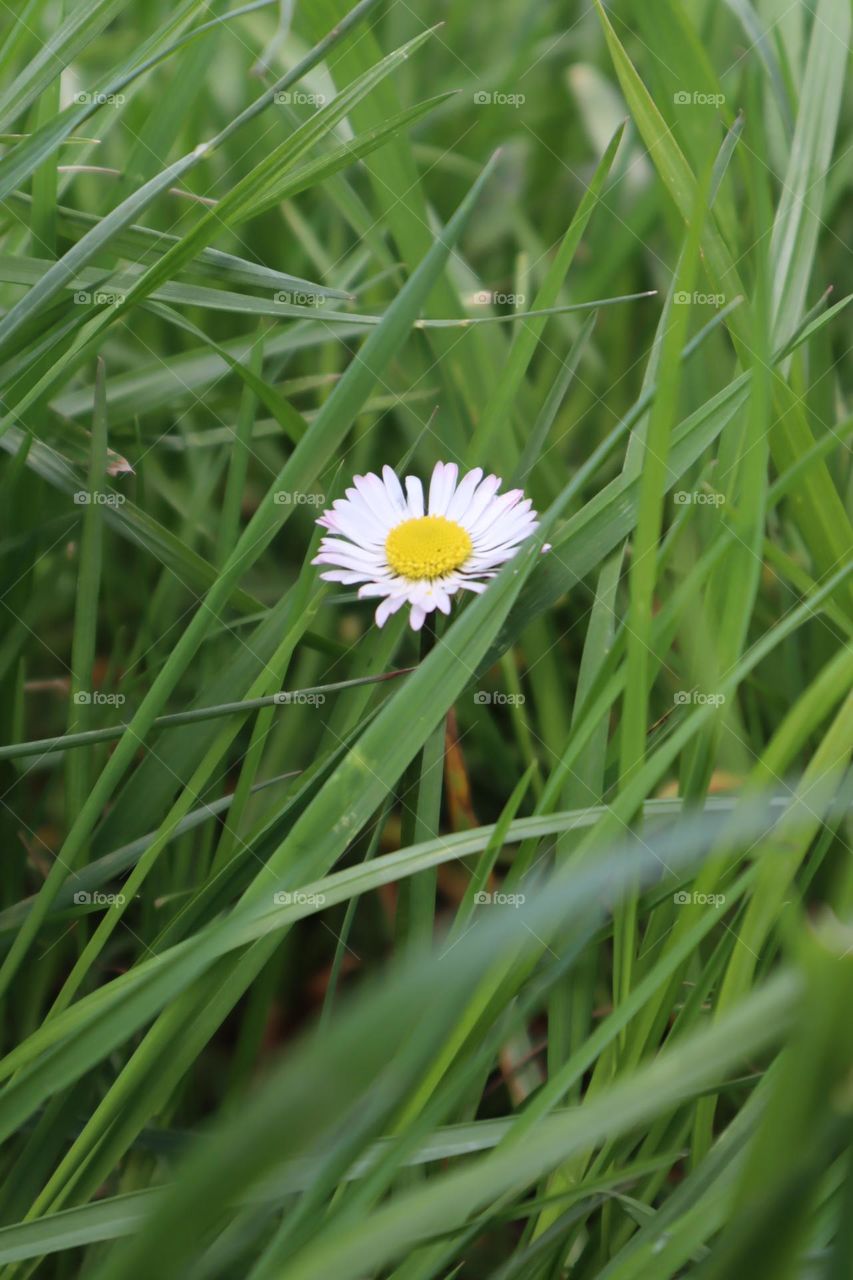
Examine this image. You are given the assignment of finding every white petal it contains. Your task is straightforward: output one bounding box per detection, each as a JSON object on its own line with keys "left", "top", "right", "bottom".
{"left": 440, "top": 462, "right": 460, "bottom": 512}
{"left": 317, "top": 569, "right": 374, "bottom": 585}
{"left": 382, "top": 465, "right": 408, "bottom": 514}
{"left": 428, "top": 461, "right": 459, "bottom": 516}
{"left": 357, "top": 579, "right": 407, "bottom": 599}
{"left": 467, "top": 547, "right": 522, "bottom": 571}
{"left": 315, "top": 557, "right": 388, "bottom": 581}
{"left": 337, "top": 493, "right": 393, "bottom": 542}
{"left": 376, "top": 595, "right": 407, "bottom": 628}
{"left": 321, "top": 503, "right": 385, "bottom": 548}
{"left": 314, "top": 538, "right": 385, "bottom": 567}
{"left": 409, "top": 604, "right": 426, "bottom": 631}
{"left": 446, "top": 466, "right": 483, "bottom": 521}
{"left": 472, "top": 515, "right": 538, "bottom": 554}
{"left": 467, "top": 489, "right": 524, "bottom": 538}
{"left": 467, "top": 545, "right": 529, "bottom": 572}
{"left": 353, "top": 473, "right": 400, "bottom": 526}
{"left": 408, "top": 579, "right": 455, "bottom": 616}
{"left": 427, "top": 461, "right": 446, "bottom": 515}
{"left": 405, "top": 475, "right": 424, "bottom": 518}
{"left": 457, "top": 473, "right": 502, "bottom": 529}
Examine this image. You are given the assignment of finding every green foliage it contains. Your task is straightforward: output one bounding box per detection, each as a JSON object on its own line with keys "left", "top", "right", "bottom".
{"left": 0, "top": 1, "right": 850, "bottom": 1277}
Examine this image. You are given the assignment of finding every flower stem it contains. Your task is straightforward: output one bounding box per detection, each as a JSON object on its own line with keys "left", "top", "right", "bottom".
{"left": 396, "top": 614, "right": 443, "bottom": 945}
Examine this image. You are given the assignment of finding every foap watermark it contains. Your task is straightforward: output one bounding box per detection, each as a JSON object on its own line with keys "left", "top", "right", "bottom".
{"left": 474, "top": 690, "right": 526, "bottom": 706}
{"left": 74, "top": 90, "right": 125, "bottom": 107}
{"left": 674, "top": 291, "right": 726, "bottom": 307}
{"left": 74, "top": 690, "right": 126, "bottom": 706}
{"left": 673, "top": 489, "right": 725, "bottom": 507}
{"left": 274, "top": 691, "right": 326, "bottom": 707}
{"left": 673, "top": 890, "right": 726, "bottom": 908}
{"left": 274, "top": 90, "right": 326, "bottom": 106}
{"left": 673, "top": 90, "right": 726, "bottom": 107}
{"left": 273, "top": 889, "right": 326, "bottom": 907}
{"left": 473, "top": 89, "right": 525, "bottom": 107}
{"left": 273, "top": 490, "right": 325, "bottom": 507}
{"left": 468, "top": 290, "right": 526, "bottom": 306}
{"left": 74, "top": 490, "right": 126, "bottom": 507}
{"left": 673, "top": 690, "right": 726, "bottom": 707}
{"left": 474, "top": 890, "right": 526, "bottom": 907}
{"left": 73, "top": 890, "right": 126, "bottom": 906}
{"left": 274, "top": 290, "right": 326, "bottom": 308}
{"left": 73, "top": 290, "right": 125, "bottom": 306}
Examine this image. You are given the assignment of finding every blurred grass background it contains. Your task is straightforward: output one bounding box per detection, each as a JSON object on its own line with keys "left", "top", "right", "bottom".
{"left": 0, "top": 0, "right": 850, "bottom": 1276}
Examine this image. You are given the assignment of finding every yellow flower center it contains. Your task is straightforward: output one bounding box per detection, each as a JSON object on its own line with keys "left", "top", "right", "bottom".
{"left": 385, "top": 515, "right": 472, "bottom": 581}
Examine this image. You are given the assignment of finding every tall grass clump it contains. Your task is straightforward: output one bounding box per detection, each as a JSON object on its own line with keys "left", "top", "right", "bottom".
{"left": 0, "top": 0, "right": 850, "bottom": 1276}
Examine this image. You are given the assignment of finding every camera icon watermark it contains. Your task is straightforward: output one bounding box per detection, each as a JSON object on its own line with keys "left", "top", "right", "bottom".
{"left": 274, "top": 90, "right": 326, "bottom": 106}
{"left": 468, "top": 290, "right": 526, "bottom": 306}
{"left": 673, "top": 91, "right": 726, "bottom": 107}
{"left": 73, "top": 290, "right": 125, "bottom": 306}
{"left": 474, "top": 890, "right": 526, "bottom": 907}
{"left": 673, "top": 889, "right": 726, "bottom": 908}
{"left": 74, "top": 690, "right": 126, "bottom": 706}
{"left": 74, "top": 90, "right": 125, "bottom": 107}
{"left": 673, "top": 690, "right": 726, "bottom": 707}
{"left": 273, "top": 889, "right": 326, "bottom": 907}
{"left": 73, "top": 889, "right": 126, "bottom": 906}
{"left": 74, "top": 490, "right": 126, "bottom": 506}
{"left": 673, "top": 291, "right": 726, "bottom": 307}
{"left": 474, "top": 690, "right": 526, "bottom": 705}
{"left": 273, "top": 491, "right": 325, "bottom": 506}
{"left": 273, "top": 691, "right": 326, "bottom": 707}
{"left": 274, "top": 290, "right": 326, "bottom": 307}
{"left": 473, "top": 90, "right": 525, "bottom": 107}
{"left": 673, "top": 489, "right": 726, "bottom": 507}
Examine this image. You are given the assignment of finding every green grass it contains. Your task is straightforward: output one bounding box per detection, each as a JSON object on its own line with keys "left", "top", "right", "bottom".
{"left": 0, "top": 1, "right": 850, "bottom": 1276}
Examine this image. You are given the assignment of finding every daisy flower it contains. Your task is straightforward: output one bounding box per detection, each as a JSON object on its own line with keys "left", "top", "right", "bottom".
{"left": 313, "top": 461, "right": 542, "bottom": 631}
